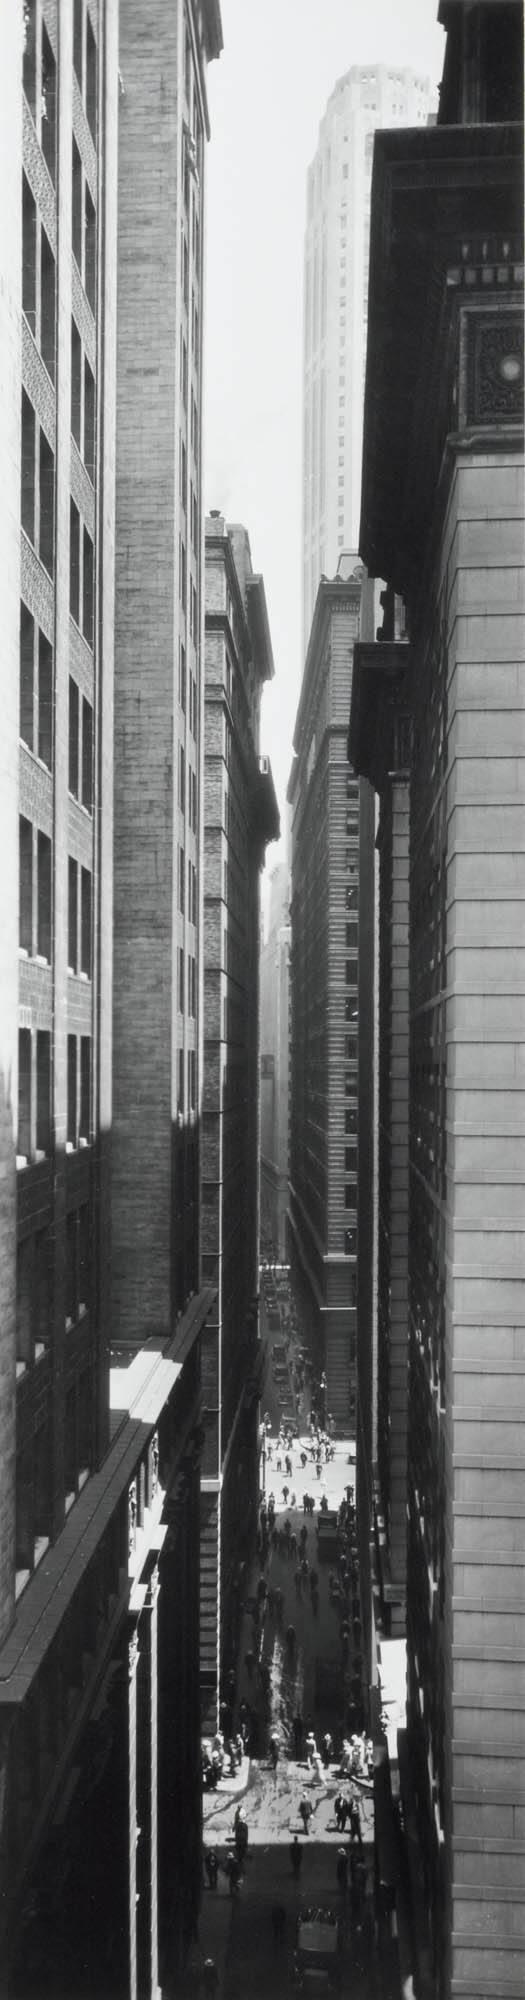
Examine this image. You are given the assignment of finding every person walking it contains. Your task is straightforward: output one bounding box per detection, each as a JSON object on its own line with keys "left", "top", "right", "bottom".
{"left": 269, "top": 1730, "right": 280, "bottom": 1772}
{"left": 336, "top": 1846, "right": 349, "bottom": 1900}
{"left": 322, "top": 1731, "right": 333, "bottom": 1769}
{"left": 204, "top": 1847, "right": 218, "bottom": 1890}
{"left": 227, "top": 1852, "right": 241, "bottom": 1897}
{"left": 289, "top": 1833, "right": 303, "bottom": 1880}
{"left": 203, "top": 1957, "right": 219, "bottom": 1997}
{"left": 299, "top": 1795, "right": 313, "bottom": 1835}
{"left": 285, "top": 1453, "right": 293, "bottom": 1478}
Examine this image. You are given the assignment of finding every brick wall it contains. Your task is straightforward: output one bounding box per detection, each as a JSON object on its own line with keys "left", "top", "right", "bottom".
{"left": 0, "top": 15, "right": 22, "bottom": 1643}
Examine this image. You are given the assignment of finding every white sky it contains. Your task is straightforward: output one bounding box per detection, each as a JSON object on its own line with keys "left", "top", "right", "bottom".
{"left": 204, "top": 1, "right": 446, "bottom": 864}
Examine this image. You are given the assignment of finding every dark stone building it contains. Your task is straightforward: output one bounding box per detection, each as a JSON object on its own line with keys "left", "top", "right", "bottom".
{"left": 200, "top": 515, "right": 279, "bottom": 1732}
{"left": 350, "top": 5, "right": 524, "bottom": 1992}
{"left": 288, "top": 556, "right": 375, "bottom": 1432}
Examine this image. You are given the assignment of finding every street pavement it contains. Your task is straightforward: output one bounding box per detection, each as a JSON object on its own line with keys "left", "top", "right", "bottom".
{"left": 171, "top": 1422, "right": 404, "bottom": 2000}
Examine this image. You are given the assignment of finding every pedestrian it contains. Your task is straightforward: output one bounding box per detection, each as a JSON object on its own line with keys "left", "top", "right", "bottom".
{"left": 301, "top": 1555, "right": 309, "bottom": 1580}
{"left": 300, "top": 1524, "right": 308, "bottom": 1547}
{"left": 322, "top": 1731, "right": 333, "bottom": 1769}
{"left": 271, "top": 1904, "right": 287, "bottom": 1952}
{"left": 204, "top": 1847, "right": 218, "bottom": 1890}
{"left": 203, "top": 1957, "right": 219, "bottom": 1997}
{"left": 234, "top": 1808, "right": 248, "bottom": 1861}
{"left": 274, "top": 1585, "right": 283, "bottom": 1620}
{"left": 305, "top": 1730, "right": 317, "bottom": 1764}
{"left": 302, "top": 1491, "right": 309, "bottom": 1514}
{"left": 334, "top": 1792, "right": 345, "bottom": 1833}
{"left": 285, "top": 1622, "right": 296, "bottom": 1654}
{"left": 294, "top": 1566, "right": 302, "bottom": 1594}
{"left": 349, "top": 1795, "right": 363, "bottom": 1850}
{"left": 282, "top": 1484, "right": 289, "bottom": 1504}
{"left": 285, "top": 1453, "right": 293, "bottom": 1478}
{"left": 300, "top": 1451, "right": 307, "bottom": 1471}
{"left": 227, "top": 1852, "right": 241, "bottom": 1897}
{"left": 290, "top": 1530, "right": 297, "bottom": 1559}
{"left": 289, "top": 1833, "right": 303, "bottom": 1879}
{"left": 283, "top": 1517, "right": 291, "bottom": 1542}
{"left": 299, "top": 1795, "right": 313, "bottom": 1835}
{"left": 244, "top": 1647, "right": 254, "bottom": 1676}
{"left": 309, "top": 1569, "right": 318, "bottom": 1596}
{"left": 256, "top": 1574, "right": 267, "bottom": 1604}
{"left": 293, "top": 1712, "right": 303, "bottom": 1759}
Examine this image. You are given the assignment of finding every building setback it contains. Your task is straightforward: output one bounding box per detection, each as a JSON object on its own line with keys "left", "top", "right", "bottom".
{"left": 260, "top": 861, "right": 291, "bottom": 1266}
{"left": 301, "top": 62, "right": 431, "bottom": 650}
{"left": 0, "top": 3, "right": 223, "bottom": 1994}
{"left": 350, "top": 3, "right": 524, "bottom": 1993}
{"left": 288, "top": 557, "right": 374, "bottom": 1432}
{"left": 201, "top": 515, "right": 279, "bottom": 1731}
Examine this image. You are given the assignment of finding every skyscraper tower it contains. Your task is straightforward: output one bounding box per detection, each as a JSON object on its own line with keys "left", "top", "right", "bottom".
{"left": 302, "top": 64, "right": 431, "bottom": 648}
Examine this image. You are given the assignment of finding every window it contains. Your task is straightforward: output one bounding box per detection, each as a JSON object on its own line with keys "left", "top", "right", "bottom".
{"left": 345, "top": 1146, "right": 357, "bottom": 1176}
{"left": 21, "top": 391, "right": 35, "bottom": 542}
{"left": 69, "top": 676, "right": 79, "bottom": 793}
{"left": 345, "top": 1104, "right": 357, "bottom": 1134}
{"left": 20, "top": 605, "right": 34, "bottom": 748}
{"left": 82, "top": 698, "right": 93, "bottom": 809}
{"left": 66, "top": 1215, "right": 78, "bottom": 1327}
{"left": 72, "top": 140, "right": 82, "bottom": 268}
{"left": 346, "top": 958, "right": 358, "bottom": 987}
{"left": 178, "top": 1047, "right": 184, "bottom": 1112}
{"left": 19, "top": 818, "right": 33, "bottom": 953}
{"left": 36, "top": 1031, "right": 51, "bottom": 1153}
{"left": 86, "top": 13, "right": 97, "bottom": 139}
{"left": 83, "top": 529, "right": 94, "bottom": 645}
{"left": 79, "top": 1039, "right": 90, "bottom": 1140}
{"left": 78, "top": 1206, "right": 90, "bottom": 1311}
{"left": 41, "top": 27, "right": 56, "bottom": 184}
{"left": 37, "top": 832, "right": 51, "bottom": 960}
{"left": 178, "top": 845, "right": 185, "bottom": 914}
{"left": 84, "top": 186, "right": 96, "bottom": 311}
{"left": 346, "top": 883, "right": 358, "bottom": 911}
{"left": 68, "top": 858, "right": 78, "bottom": 971}
{"left": 23, "top": 0, "right": 37, "bottom": 115}
{"left": 344, "top": 1227, "right": 357, "bottom": 1257}
{"left": 38, "top": 634, "right": 53, "bottom": 767}
{"left": 73, "top": 0, "right": 83, "bottom": 88}
{"left": 178, "top": 946, "right": 184, "bottom": 1013}
{"left": 81, "top": 869, "right": 91, "bottom": 976}
{"left": 22, "top": 176, "right": 37, "bottom": 334}
{"left": 39, "top": 433, "right": 54, "bottom": 576}
{"left": 18, "top": 1030, "right": 31, "bottom": 1158}
{"left": 70, "top": 502, "right": 80, "bottom": 624}
{"left": 40, "top": 230, "right": 55, "bottom": 382}
{"left": 67, "top": 1035, "right": 77, "bottom": 1145}
{"left": 84, "top": 358, "right": 95, "bottom": 479}
{"left": 178, "top": 743, "right": 185, "bottom": 813}
{"left": 346, "top": 921, "right": 358, "bottom": 949}
{"left": 17, "top": 1237, "right": 33, "bottom": 1366}
{"left": 179, "top": 641, "right": 186, "bottom": 712}
{"left": 346, "top": 1036, "right": 357, "bottom": 1062}
{"left": 71, "top": 321, "right": 82, "bottom": 446}
{"left": 35, "top": 1230, "right": 50, "bottom": 1351}
{"left": 179, "top": 536, "right": 186, "bottom": 610}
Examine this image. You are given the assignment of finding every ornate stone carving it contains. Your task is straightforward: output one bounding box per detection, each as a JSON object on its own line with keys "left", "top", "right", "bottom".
{"left": 466, "top": 313, "right": 524, "bottom": 424}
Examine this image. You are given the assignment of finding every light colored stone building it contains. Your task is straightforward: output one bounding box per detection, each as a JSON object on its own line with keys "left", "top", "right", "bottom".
{"left": 260, "top": 861, "right": 291, "bottom": 1264}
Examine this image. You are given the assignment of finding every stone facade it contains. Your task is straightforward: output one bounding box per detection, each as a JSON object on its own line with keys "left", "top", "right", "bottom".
{"left": 260, "top": 861, "right": 291, "bottom": 1263}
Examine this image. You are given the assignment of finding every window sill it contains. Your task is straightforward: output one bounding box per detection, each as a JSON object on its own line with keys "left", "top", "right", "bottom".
{"left": 16, "top": 1360, "right": 27, "bottom": 1380}
{"left": 66, "top": 1141, "right": 77, "bottom": 1154}
{"left": 78, "top": 1467, "right": 89, "bottom": 1491}
{"left": 34, "top": 1536, "right": 50, "bottom": 1568}
{"left": 15, "top": 1568, "right": 31, "bottom": 1601}
{"left": 65, "top": 1490, "right": 75, "bottom": 1515}
{"left": 18, "top": 947, "right": 29, "bottom": 960}
{"left": 35, "top": 953, "right": 50, "bottom": 967}
{"left": 35, "top": 1342, "right": 46, "bottom": 1363}
{"left": 78, "top": 1135, "right": 89, "bottom": 1148}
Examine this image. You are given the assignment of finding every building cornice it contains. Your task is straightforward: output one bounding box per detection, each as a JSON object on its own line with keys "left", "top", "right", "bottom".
{"left": 359, "top": 120, "right": 524, "bottom": 602}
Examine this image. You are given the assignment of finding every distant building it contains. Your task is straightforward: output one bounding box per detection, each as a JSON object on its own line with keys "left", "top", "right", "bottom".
{"left": 350, "top": 2, "right": 524, "bottom": 1991}
{"left": 1, "top": 3, "right": 223, "bottom": 1993}
{"left": 302, "top": 63, "right": 432, "bottom": 648}
{"left": 201, "top": 514, "right": 279, "bottom": 1730}
{"left": 288, "top": 556, "right": 374, "bottom": 1431}
{"left": 260, "top": 862, "right": 291, "bottom": 1264}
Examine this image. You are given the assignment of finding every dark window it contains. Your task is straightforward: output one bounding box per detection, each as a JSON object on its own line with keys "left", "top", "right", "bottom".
{"left": 37, "top": 832, "right": 51, "bottom": 960}
{"left": 346, "top": 884, "right": 358, "bottom": 911}
{"left": 178, "top": 946, "right": 184, "bottom": 1012}
{"left": 18, "top": 1029, "right": 31, "bottom": 1157}
{"left": 78, "top": 1206, "right": 90, "bottom": 1311}
{"left": 345, "top": 1146, "right": 357, "bottom": 1176}
{"left": 34, "top": 1421, "right": 50, "bottom": 1543}
{"left": 39, "top": 432, "right": 54, "bottom": 576}
{"left": 82, "top": 529, "right": 94, "bottom": 645}
{"left": 66, "top": 1219, "right": 78, "bottom": 1326}
{"left": 23, "top": 0, "right": 37, "bottom": 116}
{"left": 346, "top": 957, "right": 358, "bottom": 987}
{"left": 345, "top": 1105, "right": 357, "bottom": 1134}
{"left": 21, "top": 391, "right": 35, "bottom": 542}
{"left": 73, "top": 0, "right": 83, "bottom": 89}
{"left": 20, "top": 606, "right": 34, "bottom": 748}
{"left": 69, "top": 676, "right": 79, "bottom": 793}
{"left": 22, "top": 176, "right": 37, "bottom": 334}
{"left": 67, "top": 1035, "right": 77, "bottom": 1145}
{"left": 178, "top": 1048, "right": 184, "bottom": 1111}
{"left": 17, "top": 1237, "right": 33, "bottom": 1364}
{"left": 35, "top": 1230, "right": 51, "bottom": 1349}
{"left": 72, "top": 140, "right": 82, "bottom": 268}
{"left": 81, "top": 868, "right": 91, "bottom": 975}
{"left": 179, "top": 641, "right": 186, "bottom": 712}
{"left": 344, "top": 1227, "right": 357, "bottom": 1257}
{"left": 68, "top": 857, "right": 78, "bottom": 971}
{"left": 41, "top": 27, "right": 56, "bottom": 184}
{"left": 38, "top": 634, "right": 53, "bottom": 767}
{"left": 71, "top": 321, "right": 82, "bottom": 447}
{"left": 84, "top": 186, "right": 96, "bottom": 311}
{"left": 36, "top": 1032, "right": 51, "bottom": 1153}
{"left": 346, "top": 922, "right": 358, "bottom": 950}
{"left": 86, "top": 13, "right": 97, "bottom": 138}
{"left": 84, "top": 358, "right": 95, "bottom": 479}
{"left": 78, "top": 1367, "right": 92, "bottom": 1471}
{"left": 19, "top": 818, "right": 33, "bottom": 953}
{"left": 70, "top": 502, "right": 80, "bottom": 623}
{"left": 40, "top": 229, "right": 55, "bottom": 382}
{"left": 79, "top": 1039, "right": 90, "bottom": 1140}
{"left": 82, "top": 698, "right": 93, "bottom": 809}
{"left": 16, "top": 1443, "right": 34, "bottom": 1572}
{"left": 346, "top": 1036, "right": 357, "bottom": 1063}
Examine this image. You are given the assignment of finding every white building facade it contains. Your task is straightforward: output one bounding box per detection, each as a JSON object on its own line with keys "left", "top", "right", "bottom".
{"left": 302, "top": 65, "right": 432, "bottom": 647}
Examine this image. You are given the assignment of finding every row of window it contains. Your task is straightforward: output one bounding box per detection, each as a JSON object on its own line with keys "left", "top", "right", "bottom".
{"left": 22, "top": 176, "right": 55, "bottom": 382}
{"left": 20, "top": 606, "right": 52, "bottom": 765}
{"left": 177, "top": 1046, "right": 197, "bottom": 1115}
{"left": 177, "top": 948, "right": 197, "bottom": 1018}
{"left": 21, "top": 392, "right": 54, "bottom": 575}
{"left": 19, "top": 821, "right": 92, "bottom": 976}
{"left": 70, "top": 501, "right": 94, "bottom": 644}
{"left": 18, "top": 1027, "right": 92, "bottom": 1163}
{"left": 177, "top": 849, "right": 198, "bottom": 924}
{"left": 71, "top": 320, "right": 95, "bottom": 479}
{"left": 67, "top": 1034, "right": 91, "bottom": 1147}
{"left": 180, "top": 640, "right": 199, "bottom": 729}
{"left": 69, "top": 677, "right": 93, "bottom": 808}
{"left": 23, "top": 9, "right": 56, "bottom": 183}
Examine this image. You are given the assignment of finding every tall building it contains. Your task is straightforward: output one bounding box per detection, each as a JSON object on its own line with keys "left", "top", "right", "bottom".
{"left": 260, "top": 861, "right": 291, "bottom": 1264}
{"left": 302, "top": 63, "right": 431, "bottom": 648}
{"left": 288, "top": 556, "right": 374, "bottom": 1432}
{"left": 350, "top": 4, "right": 524, "bottom": 1992}
{"left": 200, "top": 514, "right": 279, "bottom": 1731}
{"left": 0, "top": 3, "right": 223, "bottom": 1993}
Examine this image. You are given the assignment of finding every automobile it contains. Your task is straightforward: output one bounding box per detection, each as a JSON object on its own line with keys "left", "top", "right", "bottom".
{"left": 293, "top": 1909, "right": 342, "bottom": 1991}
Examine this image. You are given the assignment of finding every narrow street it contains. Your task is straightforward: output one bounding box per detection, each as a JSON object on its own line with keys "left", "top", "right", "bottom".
{"left": 179, "top": 1278, "right": 405, "bottom": 1999}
